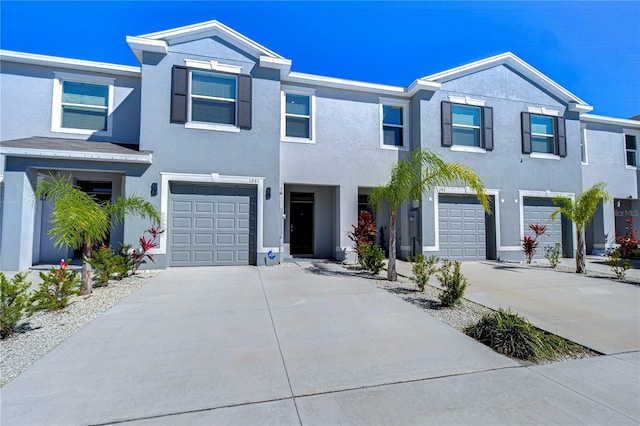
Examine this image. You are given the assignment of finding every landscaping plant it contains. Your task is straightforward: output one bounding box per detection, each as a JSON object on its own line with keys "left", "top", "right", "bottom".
{"left": 615, "top": 217, "right": 640, "bottom": 258}
{"left": 86, "top": 244, "right": 118, "bottom": 287}
{"left": 606, "top": 249, "right": 632, "bottom": 279}
{"left": 544, "top": 242, "right": 561, "bottom": 269}
{"left": 465, "top": 308, "right": 581, "bottom": 361}
{"left": 348, "top": 211, "right": 377, "bottom": 264}
{"left": 35, "top": 173, "right": 161, "bottom": 295}
{"left": 358, "top": 243, "right": 385, "bottom": 274}
{"left": 522, "top": 223, "right": 547, "bottom": 263}
{"left": 29, "top": 259, "right": 80, "bottom": 312}
{"left": 409, "top": 254, "right": 439, "bottom": 292}
{"left": 131, "top": 226, "right": 164, "bottom": 274}
{"left": 369, "top": 149, "right": 489, "bottom": 281}
{"left": 437, "top": 259, "right": 468, "bottom": 307}
{"left": 550, "top": 182, "right": 611, "bottom": 273}
{"left": 114, "top": 244, "right": 134, "bottom": 279}
{"left": 0, "top": 272, "right": 32, "bottom": 339}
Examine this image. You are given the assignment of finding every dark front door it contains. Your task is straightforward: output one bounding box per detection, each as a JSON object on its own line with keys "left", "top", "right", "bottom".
{"left": 290, "top": 193, "right": 314, "bottom": 255}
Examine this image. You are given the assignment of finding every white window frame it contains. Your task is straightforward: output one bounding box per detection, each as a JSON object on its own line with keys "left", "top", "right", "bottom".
{"left": 624, "top": 131, "right": 639, "bottom": 169}
{"left": 451, "top": 104, "right": 482, "bottom": 148}
{"left": 51, "top": 72, "right": 114, "bottom": 136}
{"left": 530, "top": 114, "right": 556, "bottom": 154}
{"left": 281, "top": 86, "right": 316, "bottom": 143}
{"left": 185, "top": 69, "right": 239, "bottom": 133}
{"left": 379, "top": 97, "right": 409, "bottom": 151}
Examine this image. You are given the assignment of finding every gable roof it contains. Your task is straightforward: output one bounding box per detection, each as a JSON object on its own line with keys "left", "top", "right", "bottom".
{"left": 126, "top": 20, "right": 291, "bottom": 71}
{"left": 422, "top": 52, "right": 593, "bottom": 113}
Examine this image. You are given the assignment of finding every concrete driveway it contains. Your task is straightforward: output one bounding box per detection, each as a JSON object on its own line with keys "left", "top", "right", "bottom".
{"left": 1, "top": 264, "right": 638, "bottom": 425}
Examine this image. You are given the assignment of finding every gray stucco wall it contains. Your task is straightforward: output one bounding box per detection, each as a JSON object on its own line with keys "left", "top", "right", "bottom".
{"left": 417, "top": 65, "right": 583, "bottom": 260}
{"left": 0, "top": 60, "right": 141, "bottom": 144}
{"left": 127, "top": 39, "right": 282, "bottom": 267}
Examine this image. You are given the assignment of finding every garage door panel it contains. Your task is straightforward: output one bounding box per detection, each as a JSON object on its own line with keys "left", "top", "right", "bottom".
{"left": 523, "top": 197, "right": 563, "bottom": 257}
{"left": 169, "top": 184, "right": 256, "bottom": 266}
{"left": 439, "top": 195, "right": 486, "bottom": 260}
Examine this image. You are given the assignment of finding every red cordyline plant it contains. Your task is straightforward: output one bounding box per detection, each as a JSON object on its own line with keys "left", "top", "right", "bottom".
{"left": 348, "top": 211, "right": 377, "bottom": 262}
{"left": 615, "top": 217, "right": 639, "bottom": 258}
{"left": 131, "top": 225, "right": 165, "bottom": 274}
{"left": 522, "top": 223, "right": 547, "bottom": 264}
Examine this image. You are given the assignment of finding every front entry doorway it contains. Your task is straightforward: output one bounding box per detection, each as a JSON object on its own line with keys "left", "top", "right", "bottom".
{"left": 290, "top": 192, "right": 314, "bottom": 255}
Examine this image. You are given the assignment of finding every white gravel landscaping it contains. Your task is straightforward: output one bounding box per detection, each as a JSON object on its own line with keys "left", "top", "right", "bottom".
{"left": 0, "top": 271, "right": 160, "bottom": 386}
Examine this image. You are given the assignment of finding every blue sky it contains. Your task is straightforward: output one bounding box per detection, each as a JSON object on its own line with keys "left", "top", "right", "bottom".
{"left": 2, "top": 1, "right": 638, "bottom": 118}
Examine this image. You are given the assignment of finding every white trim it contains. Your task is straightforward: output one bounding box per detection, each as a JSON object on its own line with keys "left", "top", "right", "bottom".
{"left": 0, "top": 154, "right": 5, "bottom": 183}
{"left": 527, "top": 106, "right": 560, "bottom": 117}
{"left": 124, "top": 36, "right": 168, "bottom": 62}
{"left": 624, "top": 131, "right": 640, "bottom": 168}
{"left": 568, "top": 102, "right": 593, "bottom": 113}
{"left": 51, "top": 72, "right": 115, "bottom": 137}
{"left": 184, "top": 122, "right": 240, "bottom": 133}
{"left": 281, "top": 86, "right": 316, "bottom": 143}
{"left": 529, "top": 152, "right": 561, "bottom": 160}
{"left": 137, "top": 20, "right": 284, "bottom": 59}
{"left": 581, "top": 127, "right": 589, "bottom": 165}
{"left": 156, "top": 172, "right": 267, "bottom": 256}
{"left": 259, "top": 56, "right": 292, "bottom": 75}
{"left": 379, "top": 97, "right": 410, "bottom": 151}
{"left": 518, "top": 190, "right": 576, "bottom": 251}
{"left": 450, "top": 145, "right": 486, "bottom": 154}
{"left": 184, "top": 59, "right": 243, "bottom": 74}
{"left": 0, "top": 49, "right": 140, "bottom": 77}
{"left": 423, "top": 52, "right": 592, "bottom": 110}
{"left": 0, "top": 146, "right": 152, "bottom": 164}
{"left": 448, "top": 95, "right": 486, "bottom": 106}
{"left": 582, "top": 114, "right": 640, "bottom": 128}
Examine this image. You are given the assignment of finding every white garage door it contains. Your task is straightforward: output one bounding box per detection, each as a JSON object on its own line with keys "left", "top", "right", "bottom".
{"left": 169, "top": 184, "right": 256, "bottom": 266}
{"left": 523, "top": 197, "right": 563, "bottom": 257}
{"left": 439, "top": 195, "right": 486, "bottom": 260}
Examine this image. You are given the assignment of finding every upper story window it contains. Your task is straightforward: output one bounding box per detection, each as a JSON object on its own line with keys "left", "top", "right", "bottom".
{"left": 51, "top": 72, "right": 114, "bottom": 136}
{"left": 281, "top": 87, "right": 315, "bottom": 143}
{"left": 191, "top": 71, "right": 236, "bottom": 125}
{"left": 380, "top": 98, "right": 409, "bottom": 150}
{"left": 626, "top": 134, "right": 638, "bottom": 167}
{"left": 521, "top": 111, "right": 566, "bottom": 157}
{"left": 171, "top": 64, "right": 252, "bottom": 132}
{"left": 441, "top": 100, "right": 493, "bottom": 152}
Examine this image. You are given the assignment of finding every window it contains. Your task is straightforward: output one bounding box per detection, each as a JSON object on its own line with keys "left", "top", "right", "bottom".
{"left": 441, "top": 101, "right": 493, "bottom": 151}
{"left": 190, "top": 71, "right": 236, "bottom": 125}
{"left": 380, "top": 98, "right": 409, "bottom": 150}
{"left": 626, "top": 134, "right": 637, "bottom": 167}
{"left": 51, "top": 72, "right": 114, "bottom": 135}
{"left": 521, "top": 112, "right": 566, "bottom": 157}
{"left": 452, "top": 105, "right": 481, "bottom": 147}
{"left": 171, "top": 65, "right": 252, "bottom": 131}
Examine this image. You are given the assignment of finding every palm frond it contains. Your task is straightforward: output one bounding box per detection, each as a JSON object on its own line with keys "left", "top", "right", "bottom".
{"left": 108, "top": 195, "right": 161, "bottom": 226}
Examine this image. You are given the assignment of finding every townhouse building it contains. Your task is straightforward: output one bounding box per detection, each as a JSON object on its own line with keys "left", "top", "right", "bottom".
{"left": 1, "top": 20, "right": 638, "bottom": 271}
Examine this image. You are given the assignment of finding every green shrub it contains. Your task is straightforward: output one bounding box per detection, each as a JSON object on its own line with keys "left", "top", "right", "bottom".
{"left": 359, "top": 243, "right": 385, "bottom": 274}
{"left": 86, "top": 245, "right": 117, "bottom": 287}
{"left": 29, "top": 260, "right": 80, "bottom": 312}
{"left": 437, "top": 259, "right": 468, "bottom": 306}
{"left": 606, "top": 249, "right": 632, "bottom": 279}
{"left": 544, "top": 243, "right": 561, "bottom": 269}
{"left": 409, "top": 254, "right": 439, "bottom": 292}
{"left": 114, "top": 244, "right": 134, "bottom": 280}
{"left": 465, "top": 308, "right": 581, "bottom": 361}
{"left": 1, "top": 272, "right": 32, "bottom": 339}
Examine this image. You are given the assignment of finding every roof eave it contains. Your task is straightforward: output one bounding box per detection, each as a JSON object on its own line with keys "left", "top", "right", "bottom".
{"left": 0, "top": 146, "right": 153, "bottom": 164}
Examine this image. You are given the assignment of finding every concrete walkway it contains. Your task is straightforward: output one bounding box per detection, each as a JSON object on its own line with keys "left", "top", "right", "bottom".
{"left": 1, "top": 264, "right": 639, "bottom": 425}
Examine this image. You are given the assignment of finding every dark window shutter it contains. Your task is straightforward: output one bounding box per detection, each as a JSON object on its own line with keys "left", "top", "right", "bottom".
{"left": 483, "top": 106, "right": 494, "bottom": 151}
{"left": 441, "top": 101, "right": 452, "bottom": 147}
{"left": 557, "top": 117, "right": 566, "bottom": 157}
{"left": 170, "top": 66, "right": 188, "bottom": 124}
{"left": 521, "top": 112, "right": 532, "bottom": 154}
{"left": 237, "top": 74, "right": 252, "bottom": 130}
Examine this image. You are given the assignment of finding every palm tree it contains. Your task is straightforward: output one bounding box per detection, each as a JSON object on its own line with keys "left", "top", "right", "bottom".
{"left": 35, "top": 173, "right": 161, "bottom": 294}
{"left": 550, "top": 182, "right": 611, "bottom": 274}
{"left": 369, "top": 149, "right": 490, "bottom": 281}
